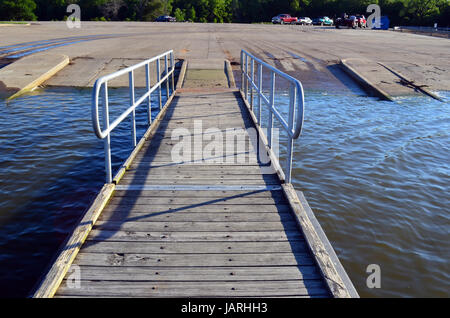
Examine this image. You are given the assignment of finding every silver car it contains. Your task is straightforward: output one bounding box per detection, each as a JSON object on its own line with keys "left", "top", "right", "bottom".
{"left": 297, "top": 17, "right": 312, "bottom": 25}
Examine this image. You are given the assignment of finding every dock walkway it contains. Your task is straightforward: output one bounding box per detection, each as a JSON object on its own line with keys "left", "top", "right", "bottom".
{"left": 33, "top": 56, "right": 357, "bottom": 298}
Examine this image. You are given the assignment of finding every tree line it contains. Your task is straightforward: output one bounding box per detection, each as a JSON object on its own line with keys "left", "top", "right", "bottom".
{"left": 1, "top": 0, "right": 449, "bottom": 26}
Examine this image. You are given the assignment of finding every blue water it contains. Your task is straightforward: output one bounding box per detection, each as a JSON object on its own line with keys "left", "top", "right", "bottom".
{"left": 0, "top": 87, "right": 448, "bottom": 297}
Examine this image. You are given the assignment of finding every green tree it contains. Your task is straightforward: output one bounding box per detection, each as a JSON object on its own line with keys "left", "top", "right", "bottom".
{"left": 121, "top": 0, "right": 164, "bottom": 21}
{"left": 209, "top": 0, "right": 232, "bottom": 22}
{"left": 100, "top": 0, "right": 125, "bottom": 20}
{"left": 187, "top": 5, "right": 196, "bottom": 21}
{"left": 4, "top": 0, "right": 448, "bottom": 26}
{"left": 0, "top": 0, "right": 37, "bottom": 20}
{"left": 143, "top": 0, "right": 165, "bottom": 20}
{"left": 173, "top": 7, "right": 184, "bottom": 21}
{"left": 162, "top": 0, "right": 172, "bottom": 14}
{"left": 406, "top": 0, "right": 442, "bottom": 24}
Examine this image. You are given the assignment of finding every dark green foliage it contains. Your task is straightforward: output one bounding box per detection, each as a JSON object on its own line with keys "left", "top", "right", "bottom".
{"left": 0, "top": 0, "right": 448, "bottom": 26}
{"left": 0, "top": 0, "right": 37, "bottom": 20}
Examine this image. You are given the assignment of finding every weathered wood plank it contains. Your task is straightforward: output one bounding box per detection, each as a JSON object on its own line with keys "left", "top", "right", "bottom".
{"left": 93, "top": 220, "right": 298, "bottom": 232}
{"left": 87, "top": 229, "right": 304, "bottom": 242}
{"left": 55, "top": 280, "right": 329, "bottom": 297}
{"left": 105, "top": 196, "right": 285, "bottom": 206}
{"left": 129, "top": 161, "right": 263, "bottom": 167}
{"left": 101, "top": 204, "right": 293, "bottom": 213}
{"left": 68, "top": 265, "right": 322, "bottom": 281}
{"left": 118, "top": 179, "right": 279, "bottom": 185}
{"left": 125, "top": 169, "right": 272, "bottom": 176}
{"left": 126, "top": 165, "right": 265, "bottom": 170}
{"left": 119, "top": 175, "right": 279, "bottom": 183}
{"left": 98, "top": 211, "right": 295, "bottom": 223}
{"left": 81, "top": 241, "right": 307, "bottom": 254}
{"left": 133, "top": 153, "right": 259, "bottom": 160}
{"left": 112, "top": 189, "right": 284, "bottom": 198}
{"left": 73, "top": 252, "right": 315, "bottom": 267}
{"left": 124, "top": 171, "right": 272, "bottom": 176}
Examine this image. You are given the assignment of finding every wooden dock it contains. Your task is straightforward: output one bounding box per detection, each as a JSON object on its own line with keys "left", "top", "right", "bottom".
{"left": 33, "top": 60, "right": 358, "bottom": 298}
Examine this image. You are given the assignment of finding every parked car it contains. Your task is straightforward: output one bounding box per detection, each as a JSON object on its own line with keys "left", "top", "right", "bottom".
{"left": 335, "top": 15, "right": 358, "bottom": 29}
{"left": 296, "top": 17, "right": 312, "bottom": 25}
{"left": 272, "top": 14, "right": 298, "bottom": 24}
{"left": 155, "top": 15, "right": 176, "bottom": 22}
{"left": 312, "top": 16, "right": 333, "bottom": 26}
{"left": 356, "top": 15, "right": 367, "bottom": 28}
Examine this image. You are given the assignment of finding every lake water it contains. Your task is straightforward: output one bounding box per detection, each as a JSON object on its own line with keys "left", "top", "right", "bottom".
{"left": 0, "top": 87, "right": 448, "bottom": 297}
{"left": 268, "top": 89, "right": 449, "bottom": 297}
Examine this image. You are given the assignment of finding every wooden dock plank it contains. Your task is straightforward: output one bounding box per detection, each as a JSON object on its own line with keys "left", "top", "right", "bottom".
{"left": 55, "top": 280, "right": 329, "bottom": 297}
{"left": 103, "top": 196, "right": 286, "bottom": 206}
{"left": 98, "top": 211, "right": 295, "bottom": 223}
{"left": 112, "top": 189, "right": 285, "bottom": 197}
{"left": 93, "top": 220, "right": 299, "bottom": 232}
{"left": 72, "top": 252, "right": 316, "bottom": 267}
{"left": 101, "top": 204, "right": 293, "bottom": 213}
{"left": 86, "top": 229, "right": 304, "bottom": 242}
{"left": 118, "top": 179, "right": 279, "bottom": 185}
{"left": 64, "top": 265, "right": 323, "bottom": 281}
{"left": 81, "top": 241, "right": 307, "bottom": 254}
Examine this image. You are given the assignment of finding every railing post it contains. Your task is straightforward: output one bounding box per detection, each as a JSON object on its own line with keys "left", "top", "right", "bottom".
{"left": 165, "top": 54, "right": 169, "bottom": 101}
{"left": 240, "top": 51, "right": 244, "bottom": 93}
{"left": 170, "top": 52, "right": 175, "bottom": 93}
{"left": 268, "top": 71, "right": 275, "bottom": 148}
{"left": 157, "top": 58, "right": 162, "bottom": 110}
{"left": 250, "top": 58, "right": 254, "bottom": 110}
{"left": 145, "top": 62, "right": 152, "bottom": 126}
{"left": 258, "top": 63, "right": 262, "bottom": 124}
{"left": 102, "top": 82, "right": 112, "bottom": 184}
{"left": 286, "top": 84, "right": 296, "bottom": 183}
{"left": 129, "top": 70, "right": 136, "bottom": 148}
{"left": 244, "top": 54, "right": 249, "bottom": 100}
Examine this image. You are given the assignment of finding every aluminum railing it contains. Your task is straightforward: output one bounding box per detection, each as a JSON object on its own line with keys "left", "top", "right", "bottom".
{"left": 240, "top": 49, "right": 304, "bottom": 183}
{"left": 92, "top": 50, "right": 175, "bottom": 183}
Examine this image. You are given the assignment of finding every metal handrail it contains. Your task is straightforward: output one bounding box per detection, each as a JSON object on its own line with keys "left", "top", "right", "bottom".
{"left": 240, "top": 49, "right": 305, "bottom": 183}
{"left": 92, "top": 50, "right": 175, "bottom": 183}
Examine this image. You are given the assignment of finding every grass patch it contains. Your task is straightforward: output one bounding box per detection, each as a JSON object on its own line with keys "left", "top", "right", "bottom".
{"left": 0, "top": 21, "right": 29, "bottom": 25}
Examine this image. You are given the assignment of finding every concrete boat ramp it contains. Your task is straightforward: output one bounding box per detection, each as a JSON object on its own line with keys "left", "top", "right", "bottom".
{"left": 29, "top": 55, "right": 358, "bottom": 298}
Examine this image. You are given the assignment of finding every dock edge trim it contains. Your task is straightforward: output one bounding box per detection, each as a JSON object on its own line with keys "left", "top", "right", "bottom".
{"left": 225, "top": 60, "right": 236, "bottom": 88}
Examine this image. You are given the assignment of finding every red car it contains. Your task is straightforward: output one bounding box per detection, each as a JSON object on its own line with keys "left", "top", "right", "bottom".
{"left": 356, "top": 15, "right": 367, "bottom": 28}
{"left": 272, "top": 14, "right": 298, "bottom": 24}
